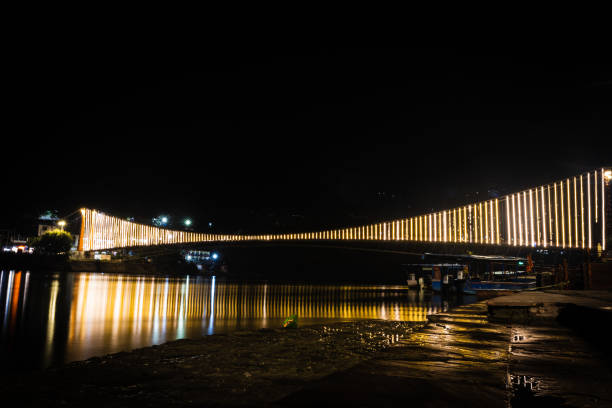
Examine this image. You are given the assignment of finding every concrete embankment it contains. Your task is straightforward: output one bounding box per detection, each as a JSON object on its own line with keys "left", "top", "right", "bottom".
{"left": 3, "top": 291, "right": 612, "bottom": 407}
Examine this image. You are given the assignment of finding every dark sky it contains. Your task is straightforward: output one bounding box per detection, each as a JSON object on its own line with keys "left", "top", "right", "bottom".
{"left": 4, "top": 45, "right": 611, "bottom": 234}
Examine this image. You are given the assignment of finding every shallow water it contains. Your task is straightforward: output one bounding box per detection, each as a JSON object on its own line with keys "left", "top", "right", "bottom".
{"left": 0, "top": 270, "right": 476, "bottom": 371}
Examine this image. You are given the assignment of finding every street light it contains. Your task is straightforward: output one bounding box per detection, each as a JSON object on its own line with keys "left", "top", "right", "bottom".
{"left": 184, "top": 219, "right": 192, "bottom": 227}
{"left": 58, "top": 220, "right": 66, "bottom": 230}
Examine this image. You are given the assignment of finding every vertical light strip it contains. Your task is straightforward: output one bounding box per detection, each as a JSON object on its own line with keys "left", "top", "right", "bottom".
{"left": 484, "top": 201, "right": 489, "bottom": 244}
{"left": 595, "top": 170, "right": 598, "bottom": 222}
{"left": 535, "top": 189, "right": 540, "bottom": 246}
{"left": 433, "top": 213, "right": 437, "bottom": 242}
{"left": 468, "top": 205, "right": 472, "bottom": 243}
{"left": 443, "top": 211, "right": 447, "bottom": 242}
{"left": 475, "top": 203, "right": 479, "bottom": 243}
{"left": 409, "top": 218, "right": 412, "bottom": 241}
{"left": 588, "top": 172, "right": 592, "bottom": 249}
{"left": 529, "top": 189, "right": 535, "bottom": 247}
{"left": 458, "top": 207, "right": 463, "bottom": 242}
{"left": 580, "top": 175, "right": 585, "bottom": 249}
{"left": 419, "top": 216, "right": 422, "bottom": 241}
{"left": 453, "top": 208, "right": 457, "bottom": 242}
{"left": 506, "top": 196, "right": 511, "bottom": 245}
{"left": 567, "top": 179, "right": 572, "bottom": 248}
{"left": 517, "top": 194, "right": 523, "bottom": 246}
{"left": 474, "top": 205, "right": 478, "bottom": 244}
{"left": 553, "top": 184, "right": 558, "bottom": 246}
{"left": 547, "top": 186, "right": 552, "bottom": 246}
{"left": 560, "top": 182, "right": 565, "bottom": 248}
{"left": 478, "top": 203, "right": 482, "bottom": 243}
{"left": 463, "top": 207, "right": 469, "bottom": 242}
{"left": 489, "top": 200, "right": 493, "bottom": 245}
{"left": 574, "top": 177, "right": 578, "bottom": 248}
{"left": 495, "top": 198, "right": 500, "bottom": 244}
{"left": 512, "top": 195, "right": 517, "bottom": 246}
{"left": 522, "top": 192, "right": 528, "bottom": 247}
{"left": 602, "top": 168, "right": 606, "bottom": 251}
{"left": 541, "top": 186, "right": 547, "bottom": 248}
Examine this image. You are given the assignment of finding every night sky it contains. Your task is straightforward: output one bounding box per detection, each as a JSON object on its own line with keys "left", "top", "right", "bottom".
{"left": 4, "top": 46, "right": 611, "bottom": 234}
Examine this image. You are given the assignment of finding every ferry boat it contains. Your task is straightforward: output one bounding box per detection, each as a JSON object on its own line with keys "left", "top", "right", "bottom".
{"left": 402, "top": 258, "right": 535, "bottom": 297}
{"left": 402, "top": 263, "right": 465, "bottom": 293}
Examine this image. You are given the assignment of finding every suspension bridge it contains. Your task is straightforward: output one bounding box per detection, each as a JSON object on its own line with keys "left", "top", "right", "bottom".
{"left": 77, "top": 168, "right": 611, "bottom": 256}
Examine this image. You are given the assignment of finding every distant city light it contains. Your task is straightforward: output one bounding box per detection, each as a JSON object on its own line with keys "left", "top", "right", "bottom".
{"left": 211, "top": 252, "right": 219, "bottom": 260}
{"left": 184, "top": 219, "right": 192, "bottom": 226}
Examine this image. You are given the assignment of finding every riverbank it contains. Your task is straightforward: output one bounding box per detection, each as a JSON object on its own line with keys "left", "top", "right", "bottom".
{"left": 0, "top": 253, "right": 198, "bottom": 275}
{"left": 2, "top": 291, "right": 612, "bottom": 407}
{"left": 1, "top": 320, "right": 424, "bottom": 407}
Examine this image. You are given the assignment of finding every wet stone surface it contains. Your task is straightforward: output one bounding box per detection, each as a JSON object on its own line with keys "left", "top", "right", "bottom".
{"left": 4, "top": 296, "right": 612, "bottom": 407}
{"left": 279, "top": 302, "right": 512, "bottom": 407}
{"left": 1, "top": 320, "right": 422, "bottom": 407}
{"left": 509, "top": 324, "right": 612, "bottom": 407}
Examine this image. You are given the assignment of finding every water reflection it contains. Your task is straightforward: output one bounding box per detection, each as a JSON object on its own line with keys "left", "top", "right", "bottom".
{"left": 0, "top": 270, "right": 470, "bottom": 371}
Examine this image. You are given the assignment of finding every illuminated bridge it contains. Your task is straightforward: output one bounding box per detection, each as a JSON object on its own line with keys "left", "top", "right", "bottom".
{"left": 78, "top": 168, "right": 611, "bottom": 255}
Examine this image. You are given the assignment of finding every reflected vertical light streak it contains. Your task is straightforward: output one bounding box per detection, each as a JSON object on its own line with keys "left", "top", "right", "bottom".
{"left": 3, "top": 271, "right": 14, "bottom": 334}
{"left": 208, "top": 276, "right": 216, "bottom": 335}
{"left": 44, "top": 279, "right": 59, "bottom": 367}
{"left": 21, "top": 272, "right": 30, "bottom": 326}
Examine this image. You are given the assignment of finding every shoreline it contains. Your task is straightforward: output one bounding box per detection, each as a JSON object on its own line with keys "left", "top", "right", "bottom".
{"left": 2, "top": 319, "right": 425, "bottom": 406}
{"left": 3, "top": 292, "right": 612, "bottom": 406}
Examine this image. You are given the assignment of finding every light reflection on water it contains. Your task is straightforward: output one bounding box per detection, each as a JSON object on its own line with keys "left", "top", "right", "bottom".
{"left": 0, "top": 270, "right": 471, "bottom": 371}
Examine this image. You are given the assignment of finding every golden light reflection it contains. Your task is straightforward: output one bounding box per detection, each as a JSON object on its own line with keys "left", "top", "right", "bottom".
{"left": 59, "top": 275, "right": 445, "bottom": 361}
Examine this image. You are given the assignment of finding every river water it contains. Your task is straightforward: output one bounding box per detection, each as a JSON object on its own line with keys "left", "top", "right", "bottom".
{"left": 0, "top": 270, "right": 476, "bottom": 372}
